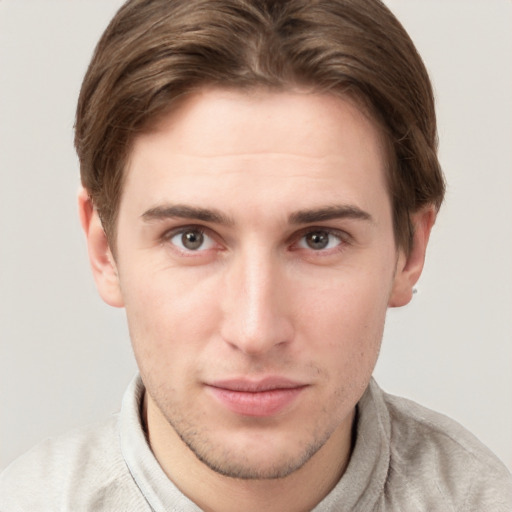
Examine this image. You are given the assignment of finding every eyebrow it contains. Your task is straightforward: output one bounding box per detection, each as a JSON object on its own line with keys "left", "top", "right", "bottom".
{"left": 289, "top": 205, "right": 373, "bottom": 224}
{"left": 141, "top": 204, "right": 234, "bottom": 225}
{"left": 142, "top": 203, "right": 372, "bottom": 226}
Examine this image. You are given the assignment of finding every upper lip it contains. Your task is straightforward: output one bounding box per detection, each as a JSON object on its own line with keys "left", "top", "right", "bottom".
{"left": 207, "top": 377, "right": 307, "bottom": 392}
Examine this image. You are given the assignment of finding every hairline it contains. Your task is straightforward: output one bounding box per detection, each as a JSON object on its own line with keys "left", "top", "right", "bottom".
{"left": 96, "top": 83, "right": 408, "bottom": 259}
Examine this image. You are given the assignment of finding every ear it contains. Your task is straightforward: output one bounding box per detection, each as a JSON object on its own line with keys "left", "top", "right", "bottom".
{"left": 78, "top": 188, "right": 124, "bottom": 308}
{"left": 388, "top": 207, "right": 436, "bottom": 308}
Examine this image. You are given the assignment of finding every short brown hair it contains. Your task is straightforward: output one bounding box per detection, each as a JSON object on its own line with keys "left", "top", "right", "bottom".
{"left": 75, "top": 0, "right": 445, "bottom": 253}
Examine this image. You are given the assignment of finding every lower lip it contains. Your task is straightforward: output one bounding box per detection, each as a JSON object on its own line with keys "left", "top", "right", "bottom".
{"left": 207, "top": 386, "right": 306, "bottom": 417}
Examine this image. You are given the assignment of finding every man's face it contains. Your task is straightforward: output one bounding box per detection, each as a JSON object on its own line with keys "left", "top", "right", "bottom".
{"left": 87, "top": 88, "right": 416, "bottom": 479}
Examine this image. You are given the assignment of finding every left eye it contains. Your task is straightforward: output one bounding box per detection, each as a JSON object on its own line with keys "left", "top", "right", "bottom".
{"left": 169, "top": 228, "right": 216, "bottom": 252}
{"left": 297, "top": 230, "right": 342, "bottom": 251}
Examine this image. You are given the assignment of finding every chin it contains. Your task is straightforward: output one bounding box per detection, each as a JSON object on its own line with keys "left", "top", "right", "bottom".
{"left": 178, "top": 424, "right": 333, "bottom": 481}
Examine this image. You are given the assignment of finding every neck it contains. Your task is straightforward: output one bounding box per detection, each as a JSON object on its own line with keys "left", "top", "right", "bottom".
{"left": 143, "top": 393, "right": 355, "bottom": 512}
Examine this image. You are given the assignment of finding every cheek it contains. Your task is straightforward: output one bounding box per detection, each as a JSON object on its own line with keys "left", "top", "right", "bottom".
{"left": 296, "top": 270, "right": 391, "bottom": 374}
{"left": 121, "top": 269, "right": 221, "bottom": 370}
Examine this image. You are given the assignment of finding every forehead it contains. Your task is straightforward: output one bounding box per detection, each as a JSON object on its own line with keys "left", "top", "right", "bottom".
{"left": 138, "top": 87, "right": 384, "bottom": 159}
{"left": 122, "top": 87, "right": 389, "bottom": 219}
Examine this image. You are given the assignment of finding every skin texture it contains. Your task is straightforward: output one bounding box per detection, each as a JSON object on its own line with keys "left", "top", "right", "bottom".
{"left": 79, "top": 88, "right": 434, "bottom": 512}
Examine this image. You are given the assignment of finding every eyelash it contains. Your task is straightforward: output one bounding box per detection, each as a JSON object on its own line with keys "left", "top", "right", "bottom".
{"left": 161, "top": 225, "right": 351, "bottom": 256}
{"left": 290, "top": 227, "right": 349, "bottom": 255}
{"left": 162, "top": 225, "right": 219, "bottom": 254}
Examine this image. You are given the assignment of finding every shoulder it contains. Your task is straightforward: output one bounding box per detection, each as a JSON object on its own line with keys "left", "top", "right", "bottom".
{"left": 381, "top": 388, "right": 512, "bottom": 511}
{"left": 0, "top": 415, "right": 148, "bottom": 512}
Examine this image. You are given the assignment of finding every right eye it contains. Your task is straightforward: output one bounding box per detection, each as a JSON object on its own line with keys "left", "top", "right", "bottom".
{"left": 168, "top": 228, "right": 216, "bottom": 252}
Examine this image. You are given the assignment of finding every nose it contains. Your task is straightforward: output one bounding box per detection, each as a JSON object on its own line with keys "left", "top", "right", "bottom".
{"left": 219, "top": 247, "right": 294, "bottom": 356}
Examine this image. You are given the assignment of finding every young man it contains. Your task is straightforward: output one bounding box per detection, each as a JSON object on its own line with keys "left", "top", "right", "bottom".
{"left": 1, "top": 0, "right": 511, "bottom": 510}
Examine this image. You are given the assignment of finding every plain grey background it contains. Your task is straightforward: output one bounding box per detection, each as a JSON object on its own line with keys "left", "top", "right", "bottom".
{"left": 1, "top": 0, "right": 511, "bottom": 472}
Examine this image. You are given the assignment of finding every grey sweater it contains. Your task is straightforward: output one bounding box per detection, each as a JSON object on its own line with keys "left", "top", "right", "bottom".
{"left": 1, "top": 376, "right": 511, "bottom": 511}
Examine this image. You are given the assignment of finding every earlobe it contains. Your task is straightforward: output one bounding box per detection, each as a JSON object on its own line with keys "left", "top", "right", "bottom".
{"left": 78, "top": 188, "right": 124, "bottom": 308}
{"left": 388, "top": 207, "right": 437, "bottom": 308}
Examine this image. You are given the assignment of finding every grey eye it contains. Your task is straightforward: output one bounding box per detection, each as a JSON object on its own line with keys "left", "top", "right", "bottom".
{"left": 299, "top": 230, "right": 342, "bottom": 251}
{"left": 170, "top": 228, "right": 215, "bottom": 251}
{"left": 306, "top": 231, "right": 329, "bottom": 250}
{"left": 182, "top": 230, "right": 204, "bottom": 250}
